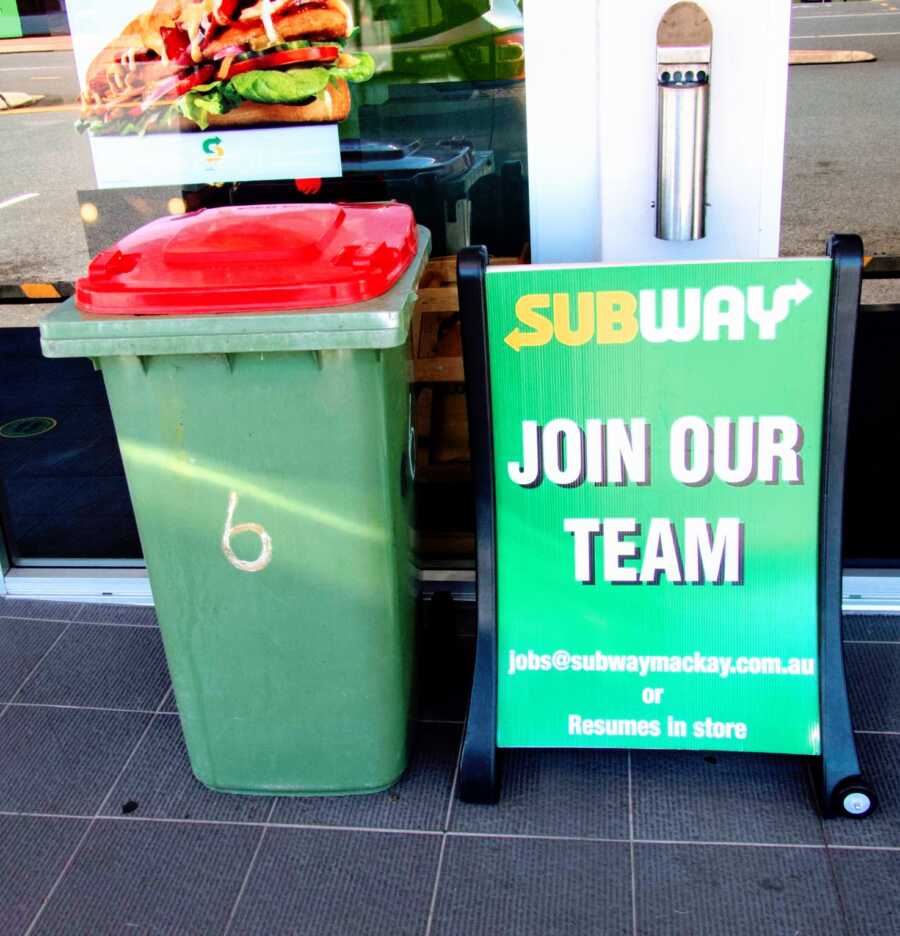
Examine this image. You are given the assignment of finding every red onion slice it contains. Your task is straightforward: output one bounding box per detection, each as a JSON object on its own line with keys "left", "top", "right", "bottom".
{"left": 140, "top": 74, "right": 179, "bottom": 111}
{"left": 212, "top": 44, "right": 245, "bottom": 60}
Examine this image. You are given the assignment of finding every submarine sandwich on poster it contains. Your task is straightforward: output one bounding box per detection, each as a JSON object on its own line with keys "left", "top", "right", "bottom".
{"left": 78, "top": 0, "right": 374, "bottom": 135}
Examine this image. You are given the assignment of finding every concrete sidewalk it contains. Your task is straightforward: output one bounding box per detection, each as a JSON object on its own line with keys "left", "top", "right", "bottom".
{"left": 1, "top": 594, "right": 899, "bottom": 936}
{"left": 0, "top": 35, "right": 72, "bottom": 54}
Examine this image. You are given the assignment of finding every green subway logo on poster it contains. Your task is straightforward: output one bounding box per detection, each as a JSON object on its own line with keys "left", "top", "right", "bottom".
{"left": 203, "top": 136, "right": 225, "bottom": 166}
{"left": 503, "top": 277, "right": 813, "bottom": 351}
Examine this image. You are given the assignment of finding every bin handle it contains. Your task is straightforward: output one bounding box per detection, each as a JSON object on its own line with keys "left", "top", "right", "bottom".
{"left": 403, "top": 391, "right": 416, "bottom": 498}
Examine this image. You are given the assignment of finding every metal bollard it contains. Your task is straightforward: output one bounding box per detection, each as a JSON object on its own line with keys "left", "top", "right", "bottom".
{"left": 656, "top": 71, "right": 709, "bottom": 241}
{"left": 655, "top": 2, "right": 713, "bottom": 242}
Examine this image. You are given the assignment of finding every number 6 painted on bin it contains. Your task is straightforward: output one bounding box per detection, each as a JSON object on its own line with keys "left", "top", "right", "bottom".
{"left": 222, "top": 491, "right": 272, "bottom": 573}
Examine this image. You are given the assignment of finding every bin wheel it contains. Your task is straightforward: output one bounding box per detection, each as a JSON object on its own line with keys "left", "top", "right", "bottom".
{"left": 834, "top": 782, "right": 878, "bottom": 819}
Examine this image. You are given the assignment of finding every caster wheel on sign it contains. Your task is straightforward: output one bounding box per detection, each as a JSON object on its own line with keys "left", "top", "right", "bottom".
{"left": 836, "top": 784, "right": 877, "bottom": 819}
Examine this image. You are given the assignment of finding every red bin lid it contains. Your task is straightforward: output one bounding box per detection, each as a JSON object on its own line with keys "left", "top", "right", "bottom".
{"left": 75, "top": 202, "right": 419, "bottom": 316}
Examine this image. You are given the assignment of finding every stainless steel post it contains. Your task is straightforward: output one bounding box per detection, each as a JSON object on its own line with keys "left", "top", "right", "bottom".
{"left": 656, "top": 78, "right": 709, "bottom": 241}
{"left": 655, "top": 3, "right": 712, "bottom": 242}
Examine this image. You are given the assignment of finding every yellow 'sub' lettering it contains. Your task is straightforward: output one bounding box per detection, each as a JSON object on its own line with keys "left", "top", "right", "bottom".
{"left": 553, "top": 292, "right": 594, "bottom": 346}
{"left": 505, "top": 293, "right": 553, "bottom": 352}
{"left": 596, "top": 291, "right": 638, "bottom": 344}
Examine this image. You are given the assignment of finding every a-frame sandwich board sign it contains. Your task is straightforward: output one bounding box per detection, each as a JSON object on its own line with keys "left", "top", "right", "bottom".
{"left": 456, "top": 234, "right": 876, "bottom": 819}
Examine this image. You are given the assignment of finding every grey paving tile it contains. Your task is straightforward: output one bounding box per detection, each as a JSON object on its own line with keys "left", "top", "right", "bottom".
{"left": 272, "top": 723, "right": 460, "bottom": 831}
{"left": 73, "top": 603, "right": 157, "bottom": 627}
{"left": 450, "top": 748, "right": 629, "bottom": 839}
{"left": 0, "top": 618, "right": 67, "bottom": 701}
{"left": 831, "top": 847, "right": 900, "bottom": 936}
{"left": 846, "top": 642, "right": 900, "bottom": 731}
{"left": 229, "top": 828, "right": 440, "bottom": 936}
{"left": 844, "top": 614, "right": 900, "bottom": 643}
{"left": 0, "top": 706, "right": 151, "bottom": 814}
{"left": 635, "top": 843, "right": 844, "bottom": 936}
{"left": 825, "top": 734, "right": 900, "bottom": 847}
{"left": 0, "top": 815, "right": 89, "bottom": 935}
{"left": 432, "top": 836, "right": 631, "bottom": 936}
{"left": 632, "top": 750, "right": 823, "bottom": 844}
{"left": 17, "top": 623, "right": 169, "bottom": 711}
{"left": 0, "top": 598, "right": 82, "bottom": 622}
{"left": 32, "top": 819, "right": 260, "bottom": 936}
{"left": 102, "top": 714, "right": 274, "bottom": 823}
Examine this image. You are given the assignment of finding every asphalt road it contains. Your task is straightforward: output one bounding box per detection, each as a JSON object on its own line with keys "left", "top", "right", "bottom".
{"left": 0, "top": 50, "right": 92, "bottom": 283}
{"left": 786, "top": 5, "right": 900, "bottom": 236}
{"left": 0, "top": 2, "right": 898, "bottom": 287}
{"left": 787, "top": 0, "right": 900, "bottom": 300}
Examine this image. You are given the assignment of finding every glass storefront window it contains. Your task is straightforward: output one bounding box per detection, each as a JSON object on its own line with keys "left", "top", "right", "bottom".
{"left": 0, "top": 328, "right": 142, "bottom": 563}
{"left": 370, "top": 1, "right": 492, "bottom": 42}
{"left": 0, "top": 0, "right": 530, "bottom": 571}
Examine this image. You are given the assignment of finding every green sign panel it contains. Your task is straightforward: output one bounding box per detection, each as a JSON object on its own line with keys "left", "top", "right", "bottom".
{"left": 486, "top": 258, "right": 832, "bottom": 755}
{"left": 0, "top": 0, "right": 22, "bottom": 39}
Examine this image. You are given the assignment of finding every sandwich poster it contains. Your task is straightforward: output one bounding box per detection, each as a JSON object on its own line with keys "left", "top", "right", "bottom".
{"left": 487, "top": 258, "right": 831, "bottom": 755}
{"left": 67, "top": 0, "right": 373, "bottom": 188}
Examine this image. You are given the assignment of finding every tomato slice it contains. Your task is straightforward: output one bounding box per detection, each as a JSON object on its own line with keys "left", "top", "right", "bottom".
{"left": 213, "top": 0, "right": 242, "bottom": 25}
{"left": 160, "top": 26, "right": 190, "bottom": 63}
{"left": 173, "top": 65, "right": 216, "bottom": 97}
{"left": 225, "top": 46, "right": 340, "bottom": 79}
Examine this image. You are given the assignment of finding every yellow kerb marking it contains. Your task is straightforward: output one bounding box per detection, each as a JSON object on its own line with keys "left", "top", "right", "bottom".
{"left": 21, "top": 283, "right": 60, "bottom": 299}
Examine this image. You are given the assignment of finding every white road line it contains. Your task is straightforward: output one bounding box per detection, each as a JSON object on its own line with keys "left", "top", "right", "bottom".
{"left": 28, "top": 76, "right": 62, "bottom": 81}
{"left": 793, "top": 11, "right": 900, "bottom": 19}
{"left": 793, "top": 30, "right": 900, "bottom": 38}
{"left": 0, "top": 192, "right": 39, "bottom": 211}
{"left": 0, "top": 66, "right": 68, "bottom": 72}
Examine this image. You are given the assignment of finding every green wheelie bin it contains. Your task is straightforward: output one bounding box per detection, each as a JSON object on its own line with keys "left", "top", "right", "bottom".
{"left": 40, "top": 203, "right": 430, "bottom": 795}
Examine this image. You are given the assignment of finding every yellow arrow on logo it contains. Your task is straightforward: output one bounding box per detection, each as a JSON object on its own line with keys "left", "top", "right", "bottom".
{"left": 505, "top": 294, "right": 555, "bottom": 352}
{"left": 504, "top": 328, "right": 525, "bottom": 352}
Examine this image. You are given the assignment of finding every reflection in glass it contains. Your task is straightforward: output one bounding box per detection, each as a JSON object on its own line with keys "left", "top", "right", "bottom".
{"left": 0, "top": 0, "right": 531, "bottom": 567}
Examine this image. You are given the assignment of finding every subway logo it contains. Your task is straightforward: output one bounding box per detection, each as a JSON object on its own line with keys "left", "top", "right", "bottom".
{"left": 502, "top": 280, "right": 813, "bottom": 351}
